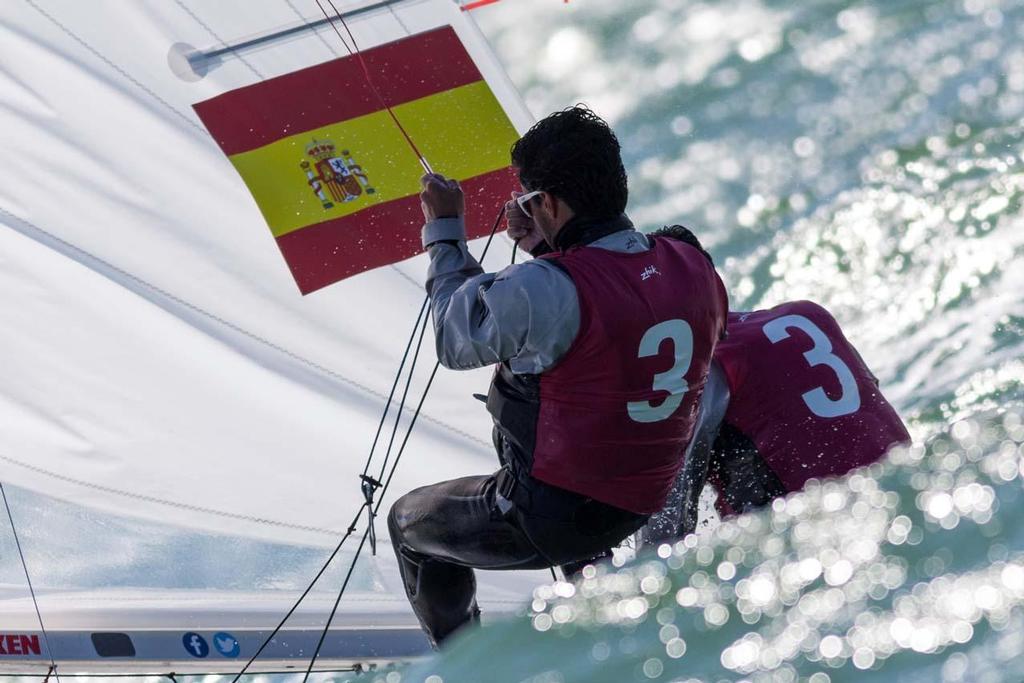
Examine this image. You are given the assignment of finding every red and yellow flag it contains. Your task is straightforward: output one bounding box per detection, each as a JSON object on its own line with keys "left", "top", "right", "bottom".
{"left": 194, "top": 26, "right": 519, "bottom": 294}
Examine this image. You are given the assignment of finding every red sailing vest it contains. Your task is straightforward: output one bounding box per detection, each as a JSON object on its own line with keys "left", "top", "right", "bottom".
{"left": 530, "top": 237, "right": 728, "bottom": 514}
{"left": 712, "top": 301, "right": 910, "bottom": 499}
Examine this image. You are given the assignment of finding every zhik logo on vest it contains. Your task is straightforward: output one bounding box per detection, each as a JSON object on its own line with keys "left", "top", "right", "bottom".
{"left": 640, "top": 265, "right": 662, "bottom": 281}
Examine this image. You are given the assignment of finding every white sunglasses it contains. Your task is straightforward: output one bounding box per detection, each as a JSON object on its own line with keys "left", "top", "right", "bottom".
{"left": 515, "top": 190, "right": 544, "bottom": 218}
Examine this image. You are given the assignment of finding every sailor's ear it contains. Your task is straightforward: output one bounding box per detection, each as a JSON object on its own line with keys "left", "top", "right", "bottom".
{"left": 542, "top": 191, "right": 560, "bottom": 218}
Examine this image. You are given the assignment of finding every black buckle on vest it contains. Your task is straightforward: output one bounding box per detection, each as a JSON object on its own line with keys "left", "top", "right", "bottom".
{"left": 496, "top": 466, "right": 518, "bottom": 500}
{"left": 494, "top": 466, "right": 517, "bottom": 518}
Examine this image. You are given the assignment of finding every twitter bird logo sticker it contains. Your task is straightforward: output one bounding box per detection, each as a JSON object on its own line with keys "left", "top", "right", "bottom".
{"left": 213, "top": 632, "right": 240, "bottom": 658}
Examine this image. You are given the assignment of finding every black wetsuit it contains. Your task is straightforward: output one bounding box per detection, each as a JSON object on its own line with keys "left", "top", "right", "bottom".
{"left": 388, "top": 460, "right": 643, "bottom": 646}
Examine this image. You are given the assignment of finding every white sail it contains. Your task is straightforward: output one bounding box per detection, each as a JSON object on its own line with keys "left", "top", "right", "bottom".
{"left": 1, "top": 0, "right": 530, "bottom": 546}
{"left": 0, "top": 0, "right": 544, "bottom": 671}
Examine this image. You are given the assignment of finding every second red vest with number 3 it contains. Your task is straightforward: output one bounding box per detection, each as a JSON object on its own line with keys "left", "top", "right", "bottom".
{"left": 714, "top": 302, "right": 911, "bottom": 493}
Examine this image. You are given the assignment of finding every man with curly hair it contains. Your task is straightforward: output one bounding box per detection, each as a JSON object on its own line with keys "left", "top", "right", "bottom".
{"left": 388, "top": 106, "right": 729, "bottom": 647}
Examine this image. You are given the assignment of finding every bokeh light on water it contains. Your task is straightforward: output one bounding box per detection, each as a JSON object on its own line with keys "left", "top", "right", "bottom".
{"left": 351, "top": 412, "right": 1024, "bottom": 682}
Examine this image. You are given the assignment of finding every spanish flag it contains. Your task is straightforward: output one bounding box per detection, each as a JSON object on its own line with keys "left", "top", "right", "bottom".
{"left": 193, "top": 26, "right": 519, "bottom": 294}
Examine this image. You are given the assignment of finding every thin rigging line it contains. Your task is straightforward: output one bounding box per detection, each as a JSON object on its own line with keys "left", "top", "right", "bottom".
{"left": 1, "top": 482, "right": 61, "bottom": 683}
{"left": 0, "top": 454, "right": 338, "bottom": 536}
{"left": 374, "top": 211, "right": 507, "bottom": 507}
{"left": 357, "top": 297, "right": 432, "bottom": 555}
{"left": 373, "top": 206, "right": 509, "bottom": 517}
{"left": 314, "top": 0, "right": 433, "bottom": 173}
{"left": 23, "top": 0, "right": 204, "bottom": 134}
{"left": 283, "top": 0, "right": 343, "bottom": 56}
{"left": 385, "top": 0, "right": 413, "bottom": 35}
{"left": 373, "top": 361, "right": 443, "bottom": 510}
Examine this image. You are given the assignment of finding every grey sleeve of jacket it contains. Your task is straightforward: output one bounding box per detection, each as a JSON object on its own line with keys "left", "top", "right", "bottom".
{"left": 421, "top": 216, "right": 580, "bottom": 374}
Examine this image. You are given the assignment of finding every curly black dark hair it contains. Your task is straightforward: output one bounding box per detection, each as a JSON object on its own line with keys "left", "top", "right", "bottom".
{"left": 651, "top": 224, "right": 715, "bottom": 266}
{"left": 510, "top": 105, "right": 628, "bottom": 220}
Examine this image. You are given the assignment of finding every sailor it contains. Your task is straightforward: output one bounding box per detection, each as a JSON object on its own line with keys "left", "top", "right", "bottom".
{"left": 644, "top": 261, "right": 912, "bottom": 541}
{"left": 388, "top": 106, "right": 729, "bottom": 647}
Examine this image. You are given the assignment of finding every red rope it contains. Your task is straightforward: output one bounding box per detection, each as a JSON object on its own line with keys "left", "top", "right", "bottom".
{"left": 461, "top": 0, "right": 502, "bottom": 10}
{"left": 463, "top": 0, "right": 569, "bottom": 8}
{"left": 314, "top": 0, "right": 433, "bottom": 173}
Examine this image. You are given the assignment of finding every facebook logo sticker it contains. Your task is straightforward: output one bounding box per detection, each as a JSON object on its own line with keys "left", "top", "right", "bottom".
{"left": 182, "top": 632, "right": 209, "bottom": 658}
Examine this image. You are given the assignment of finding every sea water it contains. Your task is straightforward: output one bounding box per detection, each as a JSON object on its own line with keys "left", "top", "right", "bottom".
{"left": 339, "top": 0, "right": 1024, "bottom": 681}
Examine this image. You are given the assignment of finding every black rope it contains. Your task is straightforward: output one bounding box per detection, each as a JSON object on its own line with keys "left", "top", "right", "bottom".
{"left": 373, "top": 361, "right": 443, "bottom": 513}
{"left": 372, "top": 204, "right": 509, "bottom": 510}
{"left": 228, "top": 502, "right": 368, "bottom": 683}
{"left": 301, "top": 363, "right": 440, "bottom": 680}
{"left": 302, "top": 525, "right": 373, "bottom": 682}
{"left": 357, "top": 298, "right": 430, "bottom": 554}
{"left": 362, "top": 307, "right": 432, "bottom": 554}
{"left": 360, "top": 298, "right": 428, "bottom": 480}
{"left": 1, "top": 483, "right": 61, "bottom": 683}
{"left": 372, "top": 309, "right": 432, "bottom": 486}
{"left": 301, "top": 205, "right": 508, "bottom": 678}
{"left": 234, "top": 204, "right": 508, "bottom": 679}
{"left": 474, "top": 206, "right": 508, "bottom": 271}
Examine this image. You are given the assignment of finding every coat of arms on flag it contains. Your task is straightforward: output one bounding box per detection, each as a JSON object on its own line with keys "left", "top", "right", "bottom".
{"left": 193, "top": 26, "right": 519, "bottom": 294}
{"left": 300, "top": 139, "right": 375, "bottom": 209}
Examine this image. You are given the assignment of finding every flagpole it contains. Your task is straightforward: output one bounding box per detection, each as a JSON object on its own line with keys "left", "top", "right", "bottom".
{"left": 174, "top": 0, "right": 505, "bottom": 81}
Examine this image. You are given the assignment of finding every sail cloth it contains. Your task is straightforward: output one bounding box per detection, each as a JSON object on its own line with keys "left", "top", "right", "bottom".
{"left": 0, "top": 0, "right": 532, "bottom": 549}
{"left": 193, "top": 25, "right": 521, "bottom": 293}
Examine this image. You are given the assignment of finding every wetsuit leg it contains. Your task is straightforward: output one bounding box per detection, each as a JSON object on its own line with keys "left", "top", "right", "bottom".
{"left": 388, "top": 472, "right": 649, "bottom": 647}
{"left": 388, "top": 474, "right": 550, "bottom": 647}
